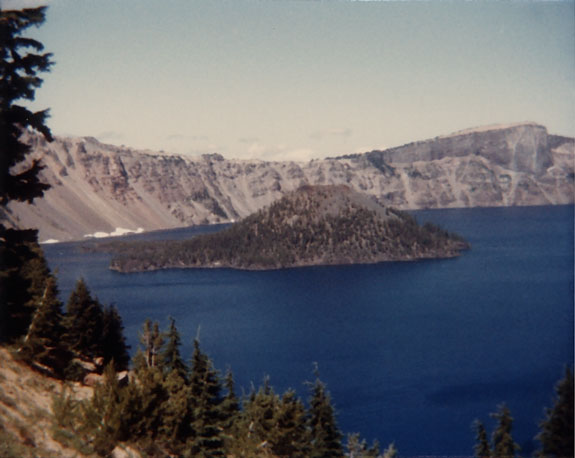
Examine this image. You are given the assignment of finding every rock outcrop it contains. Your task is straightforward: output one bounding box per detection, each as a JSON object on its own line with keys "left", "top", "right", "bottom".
{"left": 3, "top": 122, "right": 573, "bottom": 242}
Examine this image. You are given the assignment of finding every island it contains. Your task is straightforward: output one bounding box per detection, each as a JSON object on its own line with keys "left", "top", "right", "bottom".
{"left": 109, "top": 185, "right": 470, "bottom": 272}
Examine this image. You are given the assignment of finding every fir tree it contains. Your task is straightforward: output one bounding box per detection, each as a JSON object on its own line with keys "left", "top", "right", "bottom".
{"left": 308, "top": 371, "right": 344, "bottom": 458}
{"left": 187, "top": 339, "right": 225, "bottom": 457}
{"left": 79, "top": 362, "right": 129, "bottom": 455}
{"left": 20, "top": 275, "right": 70, "bottom": 374}
{"left": 491, "top": 404, "right": 519, "bottom": 458}
{"left": 160, "top": 369, "right": 192, "bottom": 447}
{"left": 381, "top": 442, "right": 398, "bottom": 458}
{"left": 272, "top": 389, "right": 309, "bottom": 457}
{"left": 101, "top": 305, "right": 130, "bottom": 371}
{"left": 0, "top": 231, "right": 51, "bottom": 342}
{"left": 473, "top": 420, "right": 491, "bottom": 458}
{"left": 536, "top": 367, "right": 574, "bottom": 458}
{"left": 0, "top": 6, "right": 53, "bottom": 343}
{"left": 239, "top": 377, "right": 280, "bottom": 454}
{"left": 220, "top": 367, "right": 241, "bottom": 433}
{"left": 346, "top": 433, "right": 382, "bottom": 458}
{"left": 161, "top": 316, "right": 187, "bottom": 379}
{"left": 0, "top": 6, "right": 53, "bottom": 207}
{"left": 63, "top": 278, "right": 104, "bottom": 359}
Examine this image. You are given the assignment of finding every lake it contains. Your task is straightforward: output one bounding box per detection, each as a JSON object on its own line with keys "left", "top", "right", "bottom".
{"left": 43, "top": 205, "right": 574, "bottom": 456}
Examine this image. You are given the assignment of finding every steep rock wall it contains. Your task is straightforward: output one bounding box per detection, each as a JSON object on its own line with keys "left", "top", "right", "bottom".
{"left": 3, "top": 123, "right": 573, "bottom": 242}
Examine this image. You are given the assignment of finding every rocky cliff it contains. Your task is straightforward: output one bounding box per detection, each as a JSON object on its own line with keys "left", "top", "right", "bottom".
{"left": 3, "top": 122, "right": 573, "bottom": 242}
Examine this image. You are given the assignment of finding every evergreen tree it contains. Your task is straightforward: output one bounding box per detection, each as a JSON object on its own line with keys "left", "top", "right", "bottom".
{"left": 473, "top": 420, "right": 491, "bottom": 458}
{"left": 0, "top": 6, "right": 53, "bottom": 207}
{"left": 187, "top": 339, "right": 225, "bottom": 457}
{"left": 79, "top": 362, "right": 129, "bottom": 455}
{"left": 160, "top": 316, "right": 187, "bottom": 379}
{"left": 381, "top": 442, "right": 398, "bottom": 458}
{"left": 101, "top": 305, "right": 130, "bottom": 371}
{"left": 272, "top": 389, "right": 309, "bottom": 457}
{"left": 160, "top": 369, "right": 192, "bottom": 447}
{"left": 536, "top": 367, "right": 574, "bottom": 458}
{"left": 0, "top": 6, "right": 53, "bottom": 343}
{"left": 308, "top": 372, "right": 344, "bottom": 458}
{"left": 491, "top": 404, "right": 519, "bottom": 458}
{"left": 63, "top": 278, "right": 104, "bottom": 359}
{"left": 0, "top": 230, "right": 51, "bottom": 342}
{"left": 220, "top": 367, "right": 241, "bottom": 433}
{"left": 20, "top": 275, "right": 70, "bottom": 374}
{"left": 346, "top": 433, "right": 381, "bottom": 458}
{"left": 238, "top": 377, "right": 280, "bottom": 454}
{"left": 130, "top": 362, "right": 167, "bottom": 440}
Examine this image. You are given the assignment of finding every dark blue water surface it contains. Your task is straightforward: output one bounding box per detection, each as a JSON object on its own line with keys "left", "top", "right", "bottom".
{"left": 43, "top": 205, "right": 574, "bottom": 456}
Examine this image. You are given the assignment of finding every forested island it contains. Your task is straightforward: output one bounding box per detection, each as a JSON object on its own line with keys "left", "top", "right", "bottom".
{"left": 108, "top": 185, "right": 469, "bottom": 272}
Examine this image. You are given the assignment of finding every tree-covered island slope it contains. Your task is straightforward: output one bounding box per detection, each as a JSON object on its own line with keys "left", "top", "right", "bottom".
{"left": 109, "top": 184, "right": 470, "bottom": 272}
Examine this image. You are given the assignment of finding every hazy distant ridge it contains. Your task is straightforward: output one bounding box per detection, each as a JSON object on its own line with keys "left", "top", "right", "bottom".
{"left": 3, "top": 122, "right": 573, "bottom": 242}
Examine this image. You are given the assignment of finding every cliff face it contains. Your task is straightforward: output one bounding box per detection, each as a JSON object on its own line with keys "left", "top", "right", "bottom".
{"left": 3, "top": 123, "right": 573, "bottom": 242}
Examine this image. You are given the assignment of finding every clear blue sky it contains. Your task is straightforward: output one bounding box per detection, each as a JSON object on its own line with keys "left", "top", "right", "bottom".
{"left": 6, "top": 0, "right": 575, "bottom": 161}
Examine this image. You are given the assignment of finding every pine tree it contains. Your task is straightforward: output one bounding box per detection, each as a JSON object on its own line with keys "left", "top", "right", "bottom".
{"left": 0, "top": 6, "right": 53, "bottom": 207}
{"left": 491, "top": 404, "right": 519, "bottom": 458}
{"left": 63, "top": 278, "right": 105, "bottom": 359}
{"left": 130, "top": 362, "right": 167, "bottom": 439}
{"left": 187, "top": 339, "right": 225, "bottom": 457}
{"left": 20, "top": 275, "right": 70, "bottom": 374}
{"left": 0, "top": 6, "right": 53, "bottom": 343}
{"left": 0, "top": 230, "right": 51, "bottom": 342}
{"left": 536, "top": 367, "right": 574, "bottom": 458}
{"left": 272, "top": 389, "right": 309, "bottom": 457}
{"left": 229, "top": 377, "right": 279, "bottom": 457}
{"left": 346, "top": 433, "right": 382, "bottom": 458}
{"left": 473, "top": 420, "right": 491, "bottom": 458}
{"left": 79, "top": 362, "right": 129, "bottom": 455}
{"left": 161, "top": 316, "right": 187, "bottom": 379}
{"left": 220, "top": 367, "right": 240, "bottom": 433}
{"left": 101, "top": 305, "right": 130, "bottom": 371}
{"left": 381, "top": 441, "right": 398, "bottom": 458}
{"left": 308, "top": 372, "right": 344, "bottom": 458}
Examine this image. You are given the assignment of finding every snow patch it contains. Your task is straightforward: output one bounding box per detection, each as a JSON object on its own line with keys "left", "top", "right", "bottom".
{"left": 84, "top": 227, "right": 144, "bottom": 239}
{"left": 40, "top": 239, "right": 60, "bottom": 244}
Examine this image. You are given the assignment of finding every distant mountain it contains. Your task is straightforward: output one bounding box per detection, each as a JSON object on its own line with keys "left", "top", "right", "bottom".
{"left": 2, "top": 122, "right": 573, "bottom": 242}
{"left": 108, "top": 185, "right": 469, "bottom": 272}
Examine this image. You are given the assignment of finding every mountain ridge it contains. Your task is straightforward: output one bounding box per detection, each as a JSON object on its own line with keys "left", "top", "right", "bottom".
{"left": 2, "top": 122, "right": 573, "bottom": 242}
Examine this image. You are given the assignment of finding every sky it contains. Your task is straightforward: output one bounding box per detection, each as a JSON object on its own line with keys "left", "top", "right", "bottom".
{"left": 4, "top": 0, "right": 575, "bottom": 161}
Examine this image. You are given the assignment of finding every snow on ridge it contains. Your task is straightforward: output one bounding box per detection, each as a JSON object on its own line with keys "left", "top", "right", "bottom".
{"left": 84, "top": 227, "right": 144, "bottom": 239}
{"left": 40, "top": 239, "right": 60, "bottom": 244}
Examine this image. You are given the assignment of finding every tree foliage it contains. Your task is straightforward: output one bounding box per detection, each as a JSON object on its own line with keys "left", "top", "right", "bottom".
{"left": 0, "top": 6, "right": 54, "bottom": 346}
{"left": 308, "top": 371, "right": 344, "bottom": 458}
{"left": 20, "top": 274, "right": 70, "bottom": 374}
{"left": 536, "top": 367, "right": 574, "bottom": 458}
{"left": 473, "top": 420, "right": 491, "bottom": 458}
{"left": 64, "top": 278, "right": 105, "bottom": 358}
{"left": 491, "top": 404, "right": 520, "bottom": 457}
{"left": 0, "top": 6, "right": 53, "bottom": 207}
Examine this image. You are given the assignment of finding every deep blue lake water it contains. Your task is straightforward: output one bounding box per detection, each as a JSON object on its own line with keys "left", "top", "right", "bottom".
{"left": 43, "top": 205, "right": 574, "bottom": 456}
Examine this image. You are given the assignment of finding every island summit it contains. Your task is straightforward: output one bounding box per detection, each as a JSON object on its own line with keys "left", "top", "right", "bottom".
{"left": 109, "top": 185, "right": 469, "bottom": 272}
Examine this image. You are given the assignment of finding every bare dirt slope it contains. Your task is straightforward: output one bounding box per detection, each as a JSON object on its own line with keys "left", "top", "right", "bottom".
{"left": 0, "top": 347, "right": 92, "bottom": 457}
